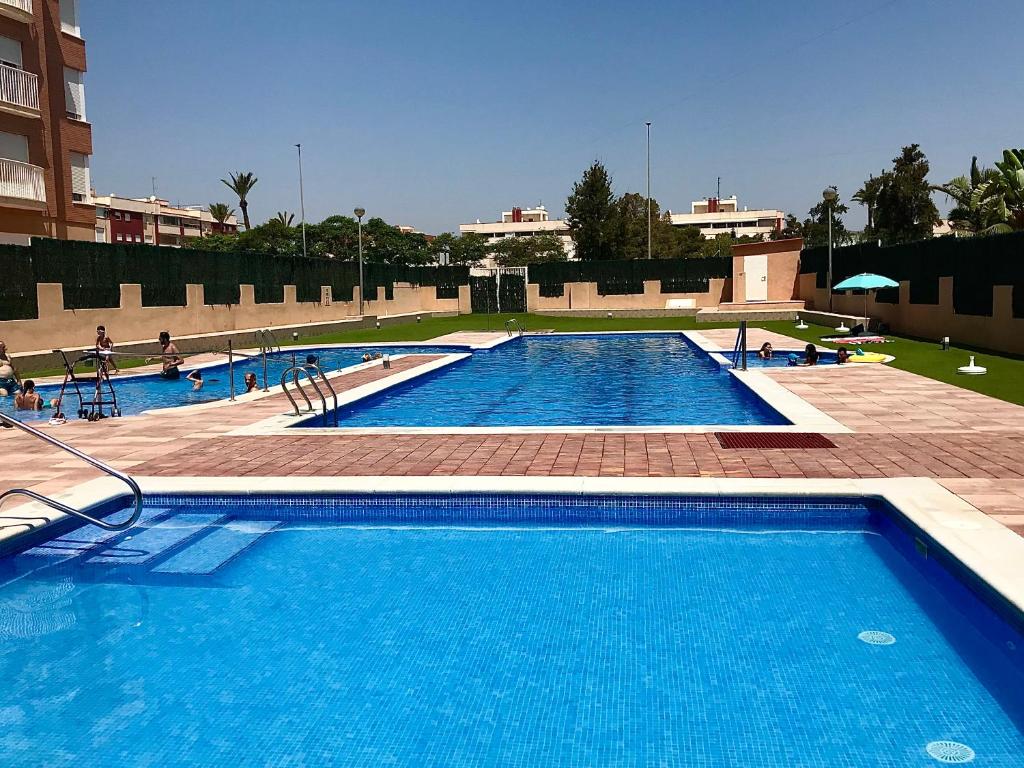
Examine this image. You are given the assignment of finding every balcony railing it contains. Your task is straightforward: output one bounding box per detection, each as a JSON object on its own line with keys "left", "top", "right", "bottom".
{"left": 0, "top": 157, "right": 46, "bottom": 204}
{"left": 0, "top": 0, "right": 33, "bottom": 18}
{"left": 0, "top": 64, "right": 39, "bottom": 112}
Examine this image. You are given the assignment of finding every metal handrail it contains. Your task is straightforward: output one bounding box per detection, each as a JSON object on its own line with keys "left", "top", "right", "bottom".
{"left": 0, "top": 412, "right": 142, "bottom": 531}
{"left": 731, "top": 320, "right": 748, "bottom": 371}
{"left": 257, "top": 328, "right": 281, "bottom": 354}
{"left": 280, "top": 366, "right": 329, "bottom": 425}
{"left": 505, "top": 318, "right": 524, "bottom": 337}
{"left": 305, "top": 364, "right": 338, "bottom": 426}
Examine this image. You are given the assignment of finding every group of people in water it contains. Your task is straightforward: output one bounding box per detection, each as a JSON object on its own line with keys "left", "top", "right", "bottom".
{"left": 0, "top": 340, "right": 55, "bottom": 411}
{"left": 757, "top": 342, "right": 850, "bottom": 365}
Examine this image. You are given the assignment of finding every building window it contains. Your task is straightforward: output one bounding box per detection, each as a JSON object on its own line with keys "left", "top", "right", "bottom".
{"left": 96, "top": 207, "right": 107, "bottom": 219}
{"left": 135, "top": 234, "right": 142, "bottom": 243}
{"left": 124, "top": 212, "right": 131, "bottom": 222}
{"left": 64, "top": 68, "right": 86, "bottom": 121}
{"left": 144, "top": 235, "right": 154, "bottom": 244}
{"left": 0, "top": 130, "right": 29, "bottom": 163}
{"left": 69, "top": 152, "right": 90, "bottom": 202}
{"left": 60, "top": 0, "right": 80, "bottom": 37}
{"left": 113, "top": 211, "right": 122, "bottom": 220}
{"left": 116, "top": 234, "right": 124, "bottom": 242}
{"left": 95, "top": 227, "right": 105, "bottom": 243}
{"left": 0, "top": 35, "right": 23, "bottom": 70}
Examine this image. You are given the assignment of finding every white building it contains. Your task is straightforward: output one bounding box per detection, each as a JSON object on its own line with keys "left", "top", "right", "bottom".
{"left": 459, "top": 205, "right": 575, "bottom": 266}
{"left": 669, "top": 196, "right": 784, "bottom": 240}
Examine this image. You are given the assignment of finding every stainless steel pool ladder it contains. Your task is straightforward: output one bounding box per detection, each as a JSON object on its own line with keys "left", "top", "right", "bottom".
{"left": 0, "top": 412, "right": 143, "bottom": 531}
{"left": 305, "top": 363, "right": 339, "bottom": 426}
{"left": 731, "top": 321, "right": 748, "bottom": 371}
{"left": 280, "top": 366, "right": 334, "bottom": 426}
{"left": 505, "top": 318, "right": 524, "bottom": 337}
{"left": 256, "top": 328, "right": 281, "bottom": 354}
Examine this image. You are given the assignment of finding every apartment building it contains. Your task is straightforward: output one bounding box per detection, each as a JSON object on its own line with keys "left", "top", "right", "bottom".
{"left": 669, "top": 196, "right": 785, "bottom": 240}
{"left": 460, "top": 205, "right": 575, "bottom": 265}
{"left": 93, "top": 194, "right": 239, "bottom": 247}
{"left": 0, "top": 0, "right": 93, "bottom": 244}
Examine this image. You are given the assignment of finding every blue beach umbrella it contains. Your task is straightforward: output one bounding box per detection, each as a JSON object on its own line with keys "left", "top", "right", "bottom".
{"left": 832, "top": 273, "right": 899, "bottom": 329}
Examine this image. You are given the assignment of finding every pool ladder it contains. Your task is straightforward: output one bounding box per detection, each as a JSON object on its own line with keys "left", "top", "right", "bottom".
{"left": 280, "top": 364, "right": 338, "bottom": 427}
{"left": 505, "top": 318, "right": 525, "bottom": 337}
{"left": 0, "top": 412, "right": 143, "bottom": 531}
{"left": 731, "top": 321, "right": 748, "bottom": 371}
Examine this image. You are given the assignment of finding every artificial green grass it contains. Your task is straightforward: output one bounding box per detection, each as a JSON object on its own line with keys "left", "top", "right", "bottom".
{"left": 287, "top": 313, "right": 1024, "bottom": 407}
{"left": 22, "top": 356, "right": 152, "bottom": 380}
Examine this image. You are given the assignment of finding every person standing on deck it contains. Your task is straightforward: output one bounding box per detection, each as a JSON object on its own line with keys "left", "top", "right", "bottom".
{"left": 95, "top": 325, "right": 119, "bottom": 373}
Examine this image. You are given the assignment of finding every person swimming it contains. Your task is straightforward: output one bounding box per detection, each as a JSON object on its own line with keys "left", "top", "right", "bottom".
{"left": 803, "top": 343, "right": 820, "bottom": 366}
{"left": 185, "top": 369, "right": 204, "bottom": 391}
{"left": 148, "top": 331, "right": 184, "bottom": 379}
{"left": 758, "top": 342, "right": 773, "bottom": 360}
{"left": 14, "top": 379, "right": 43, "bottom": 411}
{"left": 244, "top": 372, "right": 258, "bottom": 392}
{"left": 837, "top": 348, "right": 850, "bottom": 364}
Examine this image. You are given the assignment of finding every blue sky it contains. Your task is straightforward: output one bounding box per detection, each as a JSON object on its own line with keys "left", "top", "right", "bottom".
{"left": 84, "top": 0, "right": 1024, "bottom": 233}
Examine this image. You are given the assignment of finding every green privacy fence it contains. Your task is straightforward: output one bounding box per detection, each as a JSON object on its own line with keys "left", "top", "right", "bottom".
{"left": 0, "top": 240, "right": 472, "bottom": 321}
{"left": 799, "top": 232, "right": 1024, "bottom": 318}
{"left": 528, "top": 257, "right": 732, "bottom": 297}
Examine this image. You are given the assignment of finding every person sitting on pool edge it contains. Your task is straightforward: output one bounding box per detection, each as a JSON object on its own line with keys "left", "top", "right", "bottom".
{"left": 836, "top": 348, "right": 850, "bottom": 364}
{"left": 244, "top": 372, "right": 258, "bottom": 392}
{"left": 147, "top": 331, "right": 184, "bottom": 379}
{"left": 802, "top": 343, "right": 820, "bottom": 366}
{"left": 0, "top": 340, "right": 21, "bottom": 396}
{"left": 15, "top": 380, "right": 44, "bottom": 410}
{"left": 185, "top": 369, "right": 204, "bottom": 391}
{"left": 757, "top": 342, "right": 773, "bottom": 360}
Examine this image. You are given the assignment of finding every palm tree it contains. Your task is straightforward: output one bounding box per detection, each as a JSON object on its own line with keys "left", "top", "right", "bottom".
{"left": 852, "top": 174, "right": 884, "bottom": 232}
{"left": 934, "top": 156, "right": 1010, "bottom": 235}
{"left": 208, "top": 202, "right": 234, "bottom": 225}
{"left": 974, "top": 149, "right": 1024, "bottom": 231}
{"left": 272, "top": 211, "right": 295, "bottom": 226}
{"left": 220, "top": 171, "right": 257, "bottom": 230}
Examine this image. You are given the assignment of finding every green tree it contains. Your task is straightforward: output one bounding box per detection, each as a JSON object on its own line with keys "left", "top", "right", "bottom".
{"left": 610, "top": 192, "right": 655, "bottom": 260}
{"left": 272, "top": 211, "right": 296, "bottom": 226}
{"left": 221, "top": 171, "right": 258, "bottom": 230}
{"left": 973, "top": 149, "right": 1024, "bottom": 232}
{"left": 652, "top": 217, "right": 705, "bottom": 258}
{"left": 208, "top": 202, "right": 234, "bottom": 225}
{"left": 872, "top": 145, "right": 940, "bottom": 244}
{"left": 801, "top": 187, "right": 851, "bottom": 248}
{"left": 307, "top": 215, "right": 359, "bottom": 259}
{"left": 852, "top": 174, "right": 884, "bottom": 233}
{"left": 565, "top": 160, "right": 617, "bottom": 260}
{"left": 430, "top": 232, "right": 489, "bottom": 266}
{"left": 771, "top": 214, "right": 804, "bottom": 241}
{"left": 492, "top": 234, "right": 567, "bottom": 266}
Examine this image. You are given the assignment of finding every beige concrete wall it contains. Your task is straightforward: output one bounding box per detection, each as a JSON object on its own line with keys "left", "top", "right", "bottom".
{"left": 527, "top": 278, "right": 729, "bottom": 312}
{"left": 0, "top": 281, "right": 469, "bottom": 354}
{"left": 796, "top": 272, "right": 1024, "bottom": 354}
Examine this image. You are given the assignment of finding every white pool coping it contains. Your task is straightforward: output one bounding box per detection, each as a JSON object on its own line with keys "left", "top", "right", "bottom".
{"left": 4, "top": 475, "right": 1022, "bottom": 627}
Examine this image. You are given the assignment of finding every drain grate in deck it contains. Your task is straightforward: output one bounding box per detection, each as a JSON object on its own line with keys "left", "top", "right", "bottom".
{"left": 715, "top": 432, "right": 837, "bottom": 450}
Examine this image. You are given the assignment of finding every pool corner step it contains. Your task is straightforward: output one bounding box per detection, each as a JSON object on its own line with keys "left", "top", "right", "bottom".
{"left": 84, "top": 513, "right": 229, "bottom": 567}
{"left": 152, "top": 520, "right": 281, "bottom": 576}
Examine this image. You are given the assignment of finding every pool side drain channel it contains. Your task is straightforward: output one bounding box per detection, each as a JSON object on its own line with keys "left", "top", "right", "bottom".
{"left": 858, "top": 630, "right": 896, "bottom": 645}
{"left": 926, "top": 741, "right": 975, "bottom": 763}
{"left": 714, "top": 432, "right": 837, "bottom": 450}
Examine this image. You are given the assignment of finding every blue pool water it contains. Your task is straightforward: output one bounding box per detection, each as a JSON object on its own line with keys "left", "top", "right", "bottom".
{"left": 1, "top": 494, "right": 1022, "bottom": 767}
{"left": 321, "top": 334, "right": 787, "bottom": 427}
{"left": 12, "top": 345, "right": 457, "bottom": 422}
{"left": 739, "top": 350, "right": 840, "bottom": 367}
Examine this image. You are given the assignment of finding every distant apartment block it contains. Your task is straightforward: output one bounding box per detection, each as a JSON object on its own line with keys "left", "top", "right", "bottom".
{"left": 669, "top": 197, "right": 784, "bottom": 240}
{"left": 94, "top": 194, "right": 238, "bottom": 247}
{"left": 460, "top": 205, "right": 575, "bottom": 263}
{"left": 0, "top": 0, "right": 94, "bottom": 244}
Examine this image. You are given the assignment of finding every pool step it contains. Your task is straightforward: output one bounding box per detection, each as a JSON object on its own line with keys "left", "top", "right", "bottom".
{"left": 153, "top": 520, "right": 280, "bottom": 575}
{"left": 21, "top": 507, "right": 174, "bottom": 562}
{"left": 84, "top": 513, "right": 228, "bottom": 566}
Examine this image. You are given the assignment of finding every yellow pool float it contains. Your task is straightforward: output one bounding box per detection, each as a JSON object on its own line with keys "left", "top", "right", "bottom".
{"left": 847, "top": 351, "right": 891, "bottom": 363}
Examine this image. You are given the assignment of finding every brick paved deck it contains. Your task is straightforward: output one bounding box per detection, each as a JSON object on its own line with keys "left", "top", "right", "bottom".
{"left": 4, "top": 333, "right": 1024, "bottom": 537}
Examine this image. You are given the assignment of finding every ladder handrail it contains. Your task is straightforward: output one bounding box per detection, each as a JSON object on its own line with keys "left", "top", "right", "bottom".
{"left": 280, "top": 366, "right": 329, "bottom": 425}
{"left": 305, "top": 364, "right": 339, "bottom": 427}
{"left": 731, "top": 321, "right": 748, "bottom": 370}
{"left": 0, "top": 412, "right": 142, "bottom": 531}
{"left": 505, "top": 318, "right": 524, "bottom": 337}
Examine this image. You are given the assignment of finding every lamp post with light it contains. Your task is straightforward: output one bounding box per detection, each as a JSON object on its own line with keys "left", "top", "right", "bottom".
{"left": 822, "top": 186, "right": 838, "bottom": 311}
{"left": 354, "top": 207, "right": 366, "bottom": 316}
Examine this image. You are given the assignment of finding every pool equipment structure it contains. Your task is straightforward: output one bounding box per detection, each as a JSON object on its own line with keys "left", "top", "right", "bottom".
{"left": 795, "top": 315, "right": 808, "bottom": 330}
{"left": 0, "top": 411, "right": 142, "bottom": 531}
{"left": 957, "top": 356, "right": 987, "bottom": 375}
{"left": 53, "top": 348, "right": 122, "bottom": 420}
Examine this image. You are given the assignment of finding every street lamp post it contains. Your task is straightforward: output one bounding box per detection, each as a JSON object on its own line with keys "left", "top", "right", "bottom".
{"left": 822, "top": 186, "right": 838, "bottom": 311}
{"left": 296, "top": 143, "right": 307, "bottom": 260}
{"left": 354, "top": 207, "right": 366, "bottom": 316}
{"left": 645, "top": 121, "right": 652, "bottom": 260}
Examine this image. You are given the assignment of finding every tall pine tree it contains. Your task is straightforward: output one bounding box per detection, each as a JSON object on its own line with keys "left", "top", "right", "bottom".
{"left": 565, "top": 161, "right": 617, "bottom": 260}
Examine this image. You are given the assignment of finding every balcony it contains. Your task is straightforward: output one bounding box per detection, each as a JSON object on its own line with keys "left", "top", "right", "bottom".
{"left": 0, "top": 64, "right": 40, "bottom": 116}
{"left": 0, "top": 0, "right": 33, "bottom": 23}
{"left": 0, "top": 157, "right": 46, "bottom": 208}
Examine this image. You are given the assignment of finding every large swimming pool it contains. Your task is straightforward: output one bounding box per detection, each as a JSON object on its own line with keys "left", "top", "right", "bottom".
{"left": 318, "top": 334, "right": 788, "bottom": 427}
{"left": 1, "top": 493, "right": 1021, "bottom": 766}
{"left": 16, "top": 345, "right": 458, "bottom": 422}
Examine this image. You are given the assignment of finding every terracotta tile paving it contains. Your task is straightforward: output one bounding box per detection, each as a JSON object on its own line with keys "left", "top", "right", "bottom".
{"left": 3, "top": 332, "right": 1024, "bottom": 537}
